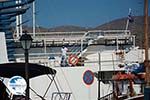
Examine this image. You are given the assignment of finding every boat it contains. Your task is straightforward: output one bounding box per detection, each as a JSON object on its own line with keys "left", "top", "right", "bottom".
{"left": 0, "top": 0, "right": 149, "bottom": 100}
{"left": 0, "top": 62, "right": 56, "bottom": 100}
{"left": 0, "top": 26, "right": 140, "bottom": 100}
{"left": 0, "top": 17, "right": 145, "bottom": 100}
{"left": 4, "top": 29, "right": 142, "bottom": 100}
{"left": 0, "top": 26, "right": 146, "bottom": 99}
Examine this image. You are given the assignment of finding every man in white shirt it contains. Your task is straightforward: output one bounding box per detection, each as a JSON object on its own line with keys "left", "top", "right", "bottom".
{"left": 61, "top": 46, "right": 68, "bottom": 66}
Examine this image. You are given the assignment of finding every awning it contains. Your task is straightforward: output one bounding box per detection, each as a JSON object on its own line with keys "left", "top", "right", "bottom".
{"left": 0, "top": 63, "right": 56, "bottom": 78}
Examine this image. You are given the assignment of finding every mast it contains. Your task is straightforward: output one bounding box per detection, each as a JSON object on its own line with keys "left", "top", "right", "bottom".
{"left": 33, "top": 1, "right": 36, "bottom": 37}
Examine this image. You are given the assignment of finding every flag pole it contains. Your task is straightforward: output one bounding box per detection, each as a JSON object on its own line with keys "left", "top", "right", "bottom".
{"left": 125, "top": 8, "right": 132, "bottom": 31}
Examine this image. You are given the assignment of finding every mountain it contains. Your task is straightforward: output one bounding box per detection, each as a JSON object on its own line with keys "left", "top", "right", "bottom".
{"left": 48, "top": 25, "right": 88, "bottom": 32}
{"left": 23, "top": 26, "right": 49, "bottom": 32}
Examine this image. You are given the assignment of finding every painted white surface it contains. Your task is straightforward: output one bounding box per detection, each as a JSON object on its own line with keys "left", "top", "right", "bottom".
{"left": 0, "top": 32, "right": 8, "bottom": 63}
{"left": 85, "top": 50, "right": 124, "bottom": 71}
{"left": 30, "top": 66, "right": 112, "bottom": 100}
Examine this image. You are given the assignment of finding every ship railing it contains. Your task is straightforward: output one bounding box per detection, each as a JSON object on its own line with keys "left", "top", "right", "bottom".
{"left": 13, "top": 29, "right": 135, "bottom": 66}
{"left": 28, "top": 31, "right": 85, "bottom": 41}
{"left": 73, "top": 29, "right": 133, "bottom": 55}
{"left": 68, "top": 30, "right": 133, "bottom": 65}
{"left": 14, "top": 46, "right": 133, "bottom": 67}
{"left": 12, "top": 29, "right": 134, "bottom": 49}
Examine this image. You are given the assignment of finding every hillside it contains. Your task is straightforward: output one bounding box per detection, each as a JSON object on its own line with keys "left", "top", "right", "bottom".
{"left": 48, "top": 25, "right": 88, "bottom": 32}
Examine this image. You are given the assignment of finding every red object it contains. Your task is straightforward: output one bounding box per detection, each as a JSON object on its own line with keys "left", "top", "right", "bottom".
{"left": 112, "top": 72, "right": 137, "bottom": 80}
{"left": 112, "top": 72, "right": 137, "bottom": 98}
{"left": 68, "top": 55, "right": 79, "bottom": 65}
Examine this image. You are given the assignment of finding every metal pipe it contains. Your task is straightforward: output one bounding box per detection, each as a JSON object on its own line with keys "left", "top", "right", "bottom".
{"left": 144, "top": 0, "right": 149, "bottom": 61}
{"left": 25, "top": 49, "right": 29, "bottom": 100}
{"left": 144, "top": 0, "right": 150, "bottom": 88}
{"left": 33, "top": 1, "right": 36, "bottom": 37}
{"left": 98, "top": 52, "right": 101, "bottom": 100}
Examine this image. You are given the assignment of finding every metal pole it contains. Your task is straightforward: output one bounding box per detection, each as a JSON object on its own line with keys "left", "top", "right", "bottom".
{"left": 116, "top": 37, "right": 118, "bottom": 51}
{"left": 33, "top": 1, "right": 36, "bottom": 37}
{"left": 98, "top": 52, "right": 101, "bottom": 100}
{"left": 25, "top": 48, "right": 29, "bottom": 100}
{"left": 81, "top": 39, "right": 83, "bottom": 56}
{"left": 16, "top": 0, "right": 19, "bottom": 38}
{"left": 144, "top": 0, "right": 149, "bottom": 61}
{"left": 19, "top": 0, "right": 22, "bottom": 36}
{"left": 144, "top": 0, "right": 150, "bottom": 87}
{"left": 144, "top": 0, "right": 150, "bottom": 99}
{"left": 133, "top": 36, "right": 135, "bottom": 48}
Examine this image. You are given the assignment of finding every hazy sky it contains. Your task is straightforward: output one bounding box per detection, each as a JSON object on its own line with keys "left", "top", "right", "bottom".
{"left": 24, "top": 0, "right": 149, "bottom": 28}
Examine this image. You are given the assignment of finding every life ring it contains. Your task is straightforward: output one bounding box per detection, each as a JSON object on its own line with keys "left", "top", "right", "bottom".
{"left": 68, "top": 55, "right": 79, "bottom": 65}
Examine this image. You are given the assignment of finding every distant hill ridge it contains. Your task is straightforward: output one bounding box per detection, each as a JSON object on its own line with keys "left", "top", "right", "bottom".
{"left": 23, "top": 16, "right": 150, "bottom": 47}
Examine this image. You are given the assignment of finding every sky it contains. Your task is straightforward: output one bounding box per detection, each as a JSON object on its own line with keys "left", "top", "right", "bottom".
{"left": 24, "top": 0, "right": 149, "bottom": 28}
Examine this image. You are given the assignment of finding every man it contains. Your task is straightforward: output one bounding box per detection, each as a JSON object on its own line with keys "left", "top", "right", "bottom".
{"left": 61, "top": 46, "right": 68, "bottom": 66}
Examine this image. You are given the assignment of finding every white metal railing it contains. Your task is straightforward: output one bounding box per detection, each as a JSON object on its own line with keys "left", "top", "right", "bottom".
{"left": 12, "top": 30, "right": 135, "bottom": 65}
{"left": 15, "top": 50, "right": 134, "bottom": 69}
{"left": 14, "top": 29, "right": 130, "bottom": 37}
